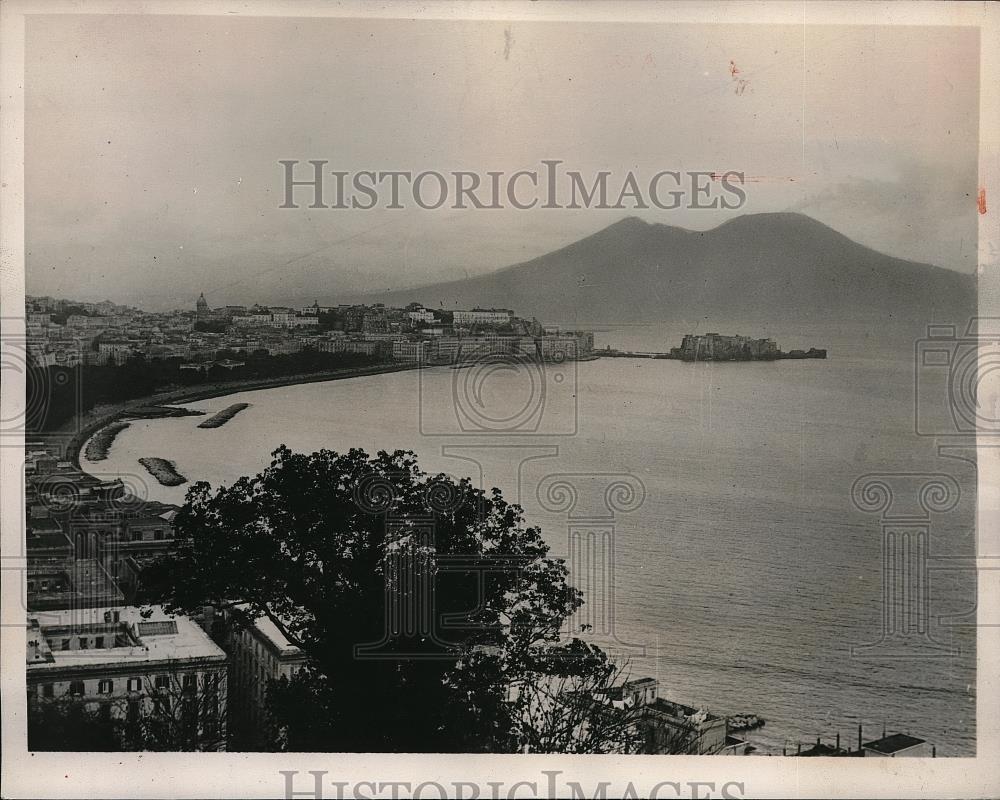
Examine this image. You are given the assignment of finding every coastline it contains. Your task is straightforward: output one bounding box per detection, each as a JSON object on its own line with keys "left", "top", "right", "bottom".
{"left": 58, "top": 362, "right": 421, "bottom": 471}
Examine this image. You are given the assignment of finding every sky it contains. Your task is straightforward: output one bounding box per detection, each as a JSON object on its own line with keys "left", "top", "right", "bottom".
{"left": 25, "top": 15, "right": 980, "bottom": 311}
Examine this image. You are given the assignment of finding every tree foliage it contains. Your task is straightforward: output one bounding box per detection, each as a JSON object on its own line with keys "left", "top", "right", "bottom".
{"left": 26, "top": 350, "right": 378, "bottom": 432}
{"left": 150, "top": 446, "right": 641, "bottom": 752}
{"left": 27, "top": 699, "right": 120, "bottom": 751}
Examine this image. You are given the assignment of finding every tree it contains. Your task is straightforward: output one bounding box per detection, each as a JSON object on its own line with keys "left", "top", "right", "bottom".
{"left": 194, "top": 319, "right": 228, "bottom": 334}
{"left": 150, "top": 446, "right": 641, "bottom": 753}
{"left": 116, "top": 666, "right": 227, "bottom": 752}
{"left": 470, "top": 639, "right": 646, "bottom": 754}
{"left": 27, "top": 697, "right": 120, "bottom": 751}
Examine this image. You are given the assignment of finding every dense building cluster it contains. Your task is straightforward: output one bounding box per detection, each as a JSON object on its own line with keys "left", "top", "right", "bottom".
{"left": 23, "top": 447, "right": 306, "bottom": 751}
{"left": 25, "top": 294, "right": 595, "bottom": 369}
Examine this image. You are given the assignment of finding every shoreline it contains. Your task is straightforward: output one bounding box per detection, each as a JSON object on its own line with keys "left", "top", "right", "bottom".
{"left": 59, "top": 362, "right": 421, "bottom": 471}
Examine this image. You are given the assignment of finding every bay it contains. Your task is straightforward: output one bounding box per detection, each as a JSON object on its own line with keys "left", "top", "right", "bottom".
{"left": 83, "top": 322, "right": 977, "bottom": 754}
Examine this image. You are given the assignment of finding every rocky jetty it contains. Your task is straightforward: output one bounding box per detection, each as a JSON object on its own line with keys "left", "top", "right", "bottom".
{"left": 197, "top": 403, "right": 250, "bottom": 429}
{"left": 138, "top": 457, "right": 187, "bottom": 487}
{"left": 128, "top": 405, "right": 205, "bottom": 419}
{"left": 84, "top": 422, "right": 131, "bottom": 461}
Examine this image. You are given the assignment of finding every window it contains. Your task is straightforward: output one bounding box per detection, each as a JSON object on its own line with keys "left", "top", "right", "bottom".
{"left": 154, "top": 529, "right": 164, "bottom": 541}
{"left": 127, "top": 677, "right": 141, "bottom": 692}
{"left": 154, "top": 675, "right": 170, "bottom": 690}
{"left": 42, "top": 683, "right": 54, "bottom": 698}
{"left": 95, "top": 636, "right": 104, "bottom": 649}
{"left": 60, "top": 639, "right": 70, "bottom": 651}
{"left": 69, "top": 681, "right": 85, "bottom": 696}
{"left": 40, "top": 580, "right": 49, "bottom": 590}
{"left": 98, "top": 679, "right": 113, "bottom": 694}
{"left": 182, "top": 674, "right": 196, "bottom": 690}
{"left": 138, "top": 621, "right": 177, "bottom": 636}
{"left": 131, "top": 532, "right": 142, "bottom": 542}
{"left": 79, "top": 637, "right": 88, "bottom": 649}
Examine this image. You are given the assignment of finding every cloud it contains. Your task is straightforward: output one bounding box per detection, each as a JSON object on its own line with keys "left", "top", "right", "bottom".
{"left": 789, "top": 153, "right": 977, "bottom": 272}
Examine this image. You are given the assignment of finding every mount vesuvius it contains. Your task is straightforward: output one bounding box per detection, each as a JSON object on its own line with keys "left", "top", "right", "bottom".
{"left": 354, "top": 213, "right": 975, "bottom": 327}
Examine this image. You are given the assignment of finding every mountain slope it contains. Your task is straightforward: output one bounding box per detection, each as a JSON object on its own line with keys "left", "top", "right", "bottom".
{"left": 359, "top": 213, "right": 976, "bottom": 325}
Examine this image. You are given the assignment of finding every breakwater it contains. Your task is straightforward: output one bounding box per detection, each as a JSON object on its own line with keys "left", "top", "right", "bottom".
{"left": 197, "top": 403, "right": 250, "bottom": 429}
{"left": 138, "top": 457, "right": 187, "bottom": 487}
{"left": 66, "top": 406, "right": 201, "bottom": 468}
{"left": 126, "top": 405, "right": 205, "bottom": 419}
{"left": 83, "top": 421, "right": 131, "bottom": 461}
{"left": 61, "top": 362, "right": 421, "bottom": 471}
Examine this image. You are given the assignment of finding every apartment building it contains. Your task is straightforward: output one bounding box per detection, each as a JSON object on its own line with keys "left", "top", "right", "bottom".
{"left": 453, "top": 308, "right": 514, "bottom": 326}
{"left": 27, "top": 605, "right": 228, "bottom": 751}
{"left": 208, "top": 606, "right": 308, "bottom": 750}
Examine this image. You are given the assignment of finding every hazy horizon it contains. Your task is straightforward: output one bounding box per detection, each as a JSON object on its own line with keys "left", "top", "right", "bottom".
{"left": 25, "top": 16, "right": 979, "bottom": 311}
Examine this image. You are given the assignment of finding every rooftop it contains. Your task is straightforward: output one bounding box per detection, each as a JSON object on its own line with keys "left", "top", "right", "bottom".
{"left": 230, "top": 603, "right": 302, "bottom": 655}
{"left": 27, "top": 605, "right": 226, "bottom": 671}
{"left": 26, "top": 518, "right": 63, "bottom": 534}
{"left": 648, "top": 697, "right": 722, "bottom": 722}
{"left": 27, "top": 528, "right": 72, "bottom": 552}
{"left": 252, "top": 614, "right": 302, "bottom": 654}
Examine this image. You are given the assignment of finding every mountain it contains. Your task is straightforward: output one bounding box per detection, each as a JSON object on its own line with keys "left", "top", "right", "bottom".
{"left": 358, "top": 213, "right": 976, "bottom": 327}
